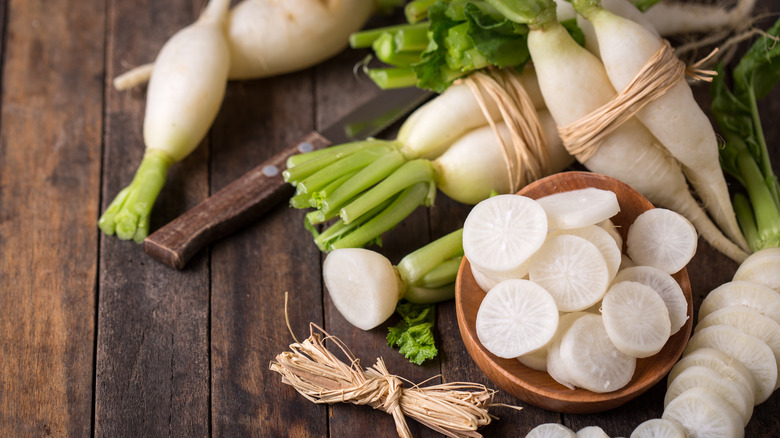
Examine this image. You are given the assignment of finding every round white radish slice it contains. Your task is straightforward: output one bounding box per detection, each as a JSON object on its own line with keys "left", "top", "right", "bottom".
{"left": 733, "top": 248, "right": 780, "bottom": 292}
{"left": 526, "top": 423, "right": 577, "bottom": 438}
{"left": 697, "top": 305, "right": 780, "bottom": 384}
{"left": 684, "top": 324, "right": 778, "bottom": 403}
{"left": 553, "top": 225, "right": 622, "bottom": 281}
{"left": 323, "top": 248, "right": 402, "bottom": 330}
{"left": 662, "top": 387, "right": 745, "bottom": 438}
{"left": 546, "top": 312, "right": 589, "bottom": 389}
{"left": 529, "top": 235, "right": 610, "bottom": 312}
{"left": 471, "top": 262, "right": 528, "bottom": 293}
{"left": 698, "top": 280, "right": 780, "bottom": 325}
{"left": 463, "top": 195, "right": 548, "bottom": 277}
{"left": 602, "top": 281, "right": 671, "bottom": 358}
{"left": 626, "top": 208, "right": 697, "bottom": 274}
{"left": 475, "top": 279, "right": 559, "bottom": 359}
{"left": 560, "top": 313, "right": 636, "bottom": 393}
{"left": 630, "top": 418, "right": 686, "bottom": 438}
{"left": 535, "top": 187, "right": 620, "bottom": 229}
{"left": 575, "top": 426, "right": 609, "bottom": 438}
{"left": 664, "top": 365, "right": 754, "bottom": 426}
{"left": 667, "top": 348, "right": 758, "bottom": 406}
{"left": 517, "top": 346, "right": 548, "bottom": 372}
{"left": 613, "top": 265, "right": 689, "bottom": 335}
{"left": 598, "top": 218, "right": 623, "bottom": 250}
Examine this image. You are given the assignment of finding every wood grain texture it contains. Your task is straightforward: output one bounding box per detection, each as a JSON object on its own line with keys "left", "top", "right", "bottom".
{"left": 0, "top": 0, "right": 102, "bottom": 435}
{"left": 95, "top": 1, "right": 210, "bottom": 436}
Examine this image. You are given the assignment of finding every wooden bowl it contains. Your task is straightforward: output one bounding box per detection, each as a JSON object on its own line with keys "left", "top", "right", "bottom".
{"left": 455, "top": 171, "right": 693, "bottom": 414}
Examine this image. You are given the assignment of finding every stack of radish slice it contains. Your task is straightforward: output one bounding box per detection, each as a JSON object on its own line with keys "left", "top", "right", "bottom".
{"left": 464, "top": 188, "right": 697, "bottom": 393}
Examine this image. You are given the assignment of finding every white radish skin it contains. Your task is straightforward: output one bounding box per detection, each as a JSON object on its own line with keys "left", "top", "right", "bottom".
{"left": 733, "top": 247, "right": 780, "bottom": 292}
{"left": 662, "top": 387, "right": 745, "bottom": 438}
{"left": 546, "top": 312, "right": 589, "bottom": 390}
{"left": 642, "top": 0, "right": 756, "bottom": 37}
{"left": 668, "top": 347, "right": 758, "bottom": 405}
{"left": 698, "top": 280, "right": 780, "bottom": 325}
{"left": 578, "top": 5, "right": 748, "bottom": 252}
{"left": 526, "top": 22, "right": 748, "bottom": 263}
{"left": 664, "top": 365, "right": 754, "bottom": 426}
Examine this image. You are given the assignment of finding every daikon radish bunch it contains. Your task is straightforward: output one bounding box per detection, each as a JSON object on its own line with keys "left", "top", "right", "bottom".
{"left": 99, "top": 0, "right": 231, "bottom": 242}
{"left": 464, "top": 189, "right": 697, "bottom": 394}
{"left": 284, "top": 68, "right": 572, "bottom": 252}
{"left": 114, "top": 0, "right": 380, "bottom": 89}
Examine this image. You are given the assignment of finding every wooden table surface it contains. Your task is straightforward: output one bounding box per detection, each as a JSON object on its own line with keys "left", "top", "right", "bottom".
{"left": 1, "top": 0, "right": 779, "bottom": 436}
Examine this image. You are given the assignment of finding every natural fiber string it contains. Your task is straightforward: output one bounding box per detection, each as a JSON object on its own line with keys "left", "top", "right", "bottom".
{"left": 270, "top": 323, "right": 503, "bottom": 438}
{"left": 558, "top": 40, "right": 711, "bottom": 163}
{"left": 458, "top": 68, "right": 550, "bottom": 193}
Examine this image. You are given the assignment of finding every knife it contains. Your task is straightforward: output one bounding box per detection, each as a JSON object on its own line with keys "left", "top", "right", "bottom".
{"left": 143, "top": 86, "right": 434, "bottom": 269}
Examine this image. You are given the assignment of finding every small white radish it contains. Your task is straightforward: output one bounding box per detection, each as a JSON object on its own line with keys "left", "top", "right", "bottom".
{"left": 698, "top": 280, "right": 780, "bottom": 326}
{"left": 662, "top": 387, "right": 745, "bottom": 438}
{"left": 529, "top": 235, "right": 610, "bottom": 312}
{"left": 601, "top": 281, "right": 671, "bottom": 358}
{"left": 667, "top": 348, "right": 758, "bottom": 406}
{"left": 664, "top": 365, "right": 754, "bottom": 426}
{"left": 626, "top": 208, "right": 697, "bottom": 274}
{"left": 535, "top": 188, "right": 620, "bottom": 230}
{"left": 683, "top": 325, "right": 777, "bottom": 403}
{"left": 575, "top": 426, "right": 609, "bottom": 438}
{"left": 463, "top": 195, "right": 548, "bottom": 278}
{"left": 560, "top": 313, "right": 636, "bottom": 393}
{"left": 526, "top": 423, "right": 577, "bottom": 438}
{"left": 613, "top": 266, "right": 688, "bottom": 335}
{"left": 476, "top": 279, "right": 559, "bottom": 359}
{"left": 733, "top": 247, "right": 780, "bottom": 293}
{"left": 629, "top": 418, "right": 686, "bottom": 438}
{"left": 551, "top": 224, "right": 622, "bottom": 282}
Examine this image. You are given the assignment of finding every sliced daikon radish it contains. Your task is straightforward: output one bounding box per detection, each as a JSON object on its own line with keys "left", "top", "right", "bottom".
{"left": 602, "top": 281, "right": 671, "bottom": 358}
{"left": 697, "top": 305, "right": 780, "bottom": 385}
{"left": 684, "top": 325, "right": 777, "bottom": 403}
{"left": 471, "top": 262, "right": 528, "bottom": 293}
{"left": 560, "top": 313, "right": 636, "bottom": 393}
{"left": 575, "top": 426, "right": 609, "bottom": 438}
{"left": 667, "top": 348, "right": 758, "bottom": 406}
{"left": 662, "top": 387, "right": 745, "bottom": 438}
{"left": 614, "top": 265, "right": 688, "bottom": 335}
{"left": 733, "top": 247, "right": 780, "bottom": 292}
{"left": 526, "top": 423, "right": 577, "bottom": 438}
{"left": 517, "top": 346, "right": 548, "bottom": 372}
{"left": 322, "top": 248, "right": 403, "bottom": 330}
{"left": 529, "top": 235, "right": 610, "bottom": 312}
{"left": 536, "top": 187, "right": 620, "bottom": 229}
{"left": 546, "top": 312, "right": 589, "bottom": 389}
{"left": 698, "top": 280, "right": 780, "bottom": 325}
{"left": 553, "top": 225, "right": 622, "bottom": 281}
{"left": 629, "top": 418, "right": 686, "bottom": 438}
{"left": 626, "top": 208, "right": 697, "bottom": 274}
{"left": 664, "top": 365, "right": 754, "bottom": 426}
{"left": 476, "top": 279, "right": 559, "bottom": 359}
{"left": 598, "top": 218, "right": 623, "bottom": 251}
{"left": 463, "top": 194, "right": 548, "bottom": 277}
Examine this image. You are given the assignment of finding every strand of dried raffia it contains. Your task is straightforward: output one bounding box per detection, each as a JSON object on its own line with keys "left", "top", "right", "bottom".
{"left": 269, "top": 323, "right": 503, "bottom": 438}
{"left": 458, "top": 68, "right": 550, "bottom": 193}
{"left": 558, "top": 40, "right": 715, "bottom": 163}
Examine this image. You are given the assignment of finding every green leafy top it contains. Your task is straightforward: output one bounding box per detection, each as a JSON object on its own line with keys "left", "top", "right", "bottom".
{"left": 387, "top": 301, "right": 438, "bottom": 365}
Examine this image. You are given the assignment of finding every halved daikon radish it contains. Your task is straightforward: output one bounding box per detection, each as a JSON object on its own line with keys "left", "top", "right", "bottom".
{"left": 664, "top": 365, "right": 754, "bottom": 426}
{"left": 684, "top": 325, "right": 777, "bottom": 403}
{"left": 667, "top": 348, "right": 758, "bottom": 406}
{"left": 575, "top": 426, "right": 609, "bottom": 438}
{"left": 536, "top": 187, "right": 620, "bottom": 229}
{"left": 629, "top": 418, "right": 686, "bottom": 438}
{"left": 463, "top": 195, "right": 548, "bottom": 277}
{"left": 552, "top": 225, "right": 622, "bottom": 281}
{"left": 602, "top": 281, "right": 671, "bottom": 358}
{"left": 529, "top": 235, "right": 610, "bottom": 312}
{"left": 626, "top": 208, "right": 697, "bottom": 274}
{"left": 662, "top": 387, "right": 745, "bottom": 438}
{"left": 698, "top": 280, "right": 780, "bottom": 325}
{"left": 476, "top": 279, "right": 559, "bottom": 359}
{"left": 526, "top": 423, "right": 577, "bottom": 438}
{"left": 613, "top": 265, "right": 688, "bottom": 335}
{"left": 560, "top": 313, "right": 636, "bottom": 393}
{"left": 546, "top": 312, "right": 589, "bottom": 389}
{"left": 733, "top": 248, "right": 780, "bottom": 292}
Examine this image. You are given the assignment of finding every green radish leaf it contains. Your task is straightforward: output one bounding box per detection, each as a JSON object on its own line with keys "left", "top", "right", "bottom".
{"left": 387, "top": 301, "right": 438, "bottom": 365}
{"left": 734, "top": 17, "right": 780, "bottom": 101}
{"left": 629, "top": 0, "right": 663, "bottom": 13}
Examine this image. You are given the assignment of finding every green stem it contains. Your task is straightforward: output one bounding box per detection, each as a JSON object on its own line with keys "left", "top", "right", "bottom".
{"left": 397, "top": 228, "right": 464, "bottom": 285}
{"left": 746, "top": 87, "right": 780, "bottom": 207}
{"left": 737, "top": 150, "right": 780, "bottom": 250}
{"left": 350, "top": 22, "right": 427, "bottom": 48}
{"left": 314, "top": 196, "right": 397, "bottom": 251}
{"left": 367, "top": 67, "right": 420, "bottom": 89}
{"left": 295, "top": 145, "right": 394, "bottom": 194}
{"left": 394, "top": 23, "right": 431, "bottom": 52}
{"left": 405, "top": 0, "right": 439, "bottom": 23}
{"left": 415, "top": 256, "right": 463, "bottom": 288}
{"left": 98, "top": 149, "right": 173, "bottom": 243}
{"left": 485, "top": 0, "right": 557, "bottom": 27}
{"left": 373, "top": 32, "right": 423, "bottom": 67}
{"left": 340, "top": 159, "right": 436, "bottom": 224}
{"left": 321, "top": 149, "right": 406, "bottom": 214}
{"left": 403, "top": 285, "right": 455, "bottom": 304}
{"left": 733, "top": 193, "right": 761, "bottom": 251}
{"left": 283, "top": 140, "right": 380, "bottom": 183}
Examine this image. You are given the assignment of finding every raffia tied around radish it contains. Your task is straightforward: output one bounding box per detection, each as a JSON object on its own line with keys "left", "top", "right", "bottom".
{"left": 99, "top": 0, "right": 231, "bottom": 242}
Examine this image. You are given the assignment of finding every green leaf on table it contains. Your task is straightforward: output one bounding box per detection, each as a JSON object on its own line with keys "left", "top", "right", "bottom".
{"left": 387, "top": 301, "right": 438, "bottom": 365}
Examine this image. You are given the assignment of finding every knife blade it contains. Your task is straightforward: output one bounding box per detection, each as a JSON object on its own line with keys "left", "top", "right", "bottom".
{"left": 143, "top": 86, "right": 434, "bottom": 269}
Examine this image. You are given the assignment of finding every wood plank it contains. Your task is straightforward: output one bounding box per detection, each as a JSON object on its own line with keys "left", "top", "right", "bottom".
{"left": 0, "top": 0, "right": 103, "bottom": 435}
{"left": 94, "top": 0, "right": 210, "bottom": 436}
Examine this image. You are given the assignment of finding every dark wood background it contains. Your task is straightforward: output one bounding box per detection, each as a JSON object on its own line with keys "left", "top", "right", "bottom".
{"left": 0, "top": 0, "right": 778, "bottom": 436}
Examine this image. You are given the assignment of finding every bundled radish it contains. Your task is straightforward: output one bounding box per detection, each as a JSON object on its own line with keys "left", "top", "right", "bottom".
{"left": 99, "top": 0, "right": 231, "bottom": 242}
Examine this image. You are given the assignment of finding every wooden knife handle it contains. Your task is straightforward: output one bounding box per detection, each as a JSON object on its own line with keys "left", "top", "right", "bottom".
{"left": 144, "top": 131, "right": 331, "bottom": 269}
